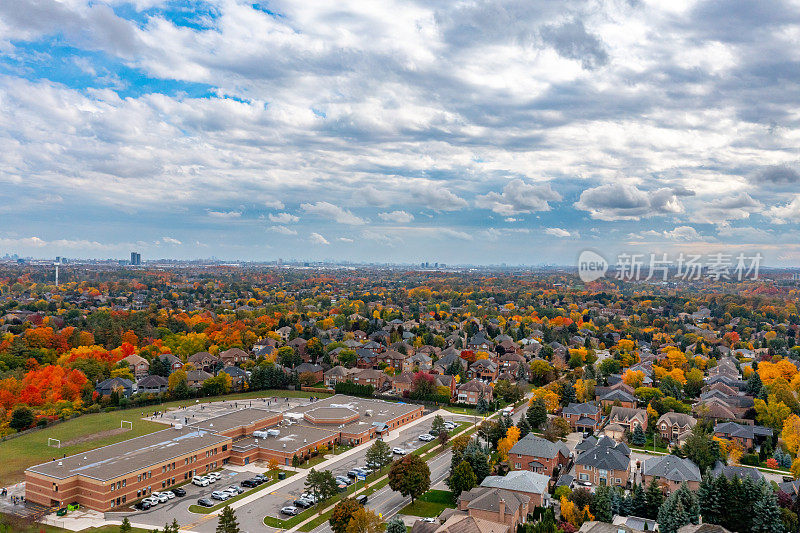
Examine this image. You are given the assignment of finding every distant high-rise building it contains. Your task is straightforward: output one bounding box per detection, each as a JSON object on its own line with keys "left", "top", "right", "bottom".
{"left": 130, "top": 252, "right": 141, "bottom": 265}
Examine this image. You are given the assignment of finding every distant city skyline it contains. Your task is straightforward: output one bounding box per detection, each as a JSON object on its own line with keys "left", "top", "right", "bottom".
{"left": 1, "top": 2, "right": 800, "bottom": 265}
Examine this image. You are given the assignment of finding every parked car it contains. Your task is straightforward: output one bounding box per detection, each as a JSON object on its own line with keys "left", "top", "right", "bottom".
{"left": 355, "top": 494, "right": 368, "bottom": 505}
{"left": 241, "top": 479, "right": 258, "bottom": 488}
{"left": 154, "top": 493, "right": 169, "bottom": 503}
{"left": 359, "top": 467, "right": 373, "bottom": 475}
{"left": 164, "top": 491, "right": 176, "bottom": 499}
{"left": 392, "top": 447, "right": 407, "bottom": 455}
{"left": 254, "top": 474, "right": 267, "bottom": 483}
{"left": 227, "top": 485, "right": 243, "bottom": 494}
{"left": 211, "top": 491, "right": 230, "bottom": 501}
{"left": 143, "top": 497, "right": 159, "bottom": 506}
{"left": 193, "top": 476, "right": 210, "bottom": 487}
{"left": 422, "top": 518, "right": 436, "bottom": 523}
{"left": 444, "top": 422, "right": 456, "bottom": 430}
{"left": 301, "top": 492, "right": 318, "bottom": 503}
{"left": 335, "top": 476, "right": 352, "bottom": 485}
{"left": 197, "top": 498, "right": 214, "bottom": 508}
{"left": 172, "top": 488, "right": 186, "bottom": 497}
{"left": 419, "top": 433, "right": 435, "bottom": 441}
{"left": 210, "top": 472, "right": 222, "bottom": 480}
{"left": 294, "top": 498, "right": 313, "bottom": 508}
{"left": 134, "top": 501, "right": 152, "bottom": 511}
{"left": 281, "top": 506, "right": 300, "bottom": 516}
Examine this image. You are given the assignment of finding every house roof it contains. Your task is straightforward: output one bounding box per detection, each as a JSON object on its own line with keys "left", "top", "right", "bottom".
{"left": 599, "top": 389, "right": 637, "bottom": 403}
{"left": 137, "top": 375, "right": 168, "bottom": 387}
{"left": 574, "top": 436, "right": 629, "bottom": 471}
{"left": 461, "top": 487, "right": 527, "bottom": 514}
{"left": 436, "top": 514, "right": 507, "bottom": 533}
{"left": 643, "top": 455, "right": 701, "bottom": 483}
{"left": 657, "top": 412, "right": 697, "bottom": 428}
{"left": 563, "top": 402, "right": 599, "bottom": 416}
{"left": 609, "top": 406, "right": 646, "bottom": 423}
{"left": 96, "top": 377, "right": 133, "bottom": 389}
{"left": 509, "top": 434, "right": 569, "bottom": 460}
{"left": 480, "top": 470, "right": 549, "bottom": 494}
{"left": 710, "top": 461, "right": 763, "bottom": 482}
{"left": 714, "top": 421, "right": 773, "bottom": 439}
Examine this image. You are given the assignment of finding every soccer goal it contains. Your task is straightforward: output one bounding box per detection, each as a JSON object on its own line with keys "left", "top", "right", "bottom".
{"left": 121, "top": 420, "right": 133, "bottom": 431}
{"left": 48, "top": 438, "right": 61, "bottom": 448}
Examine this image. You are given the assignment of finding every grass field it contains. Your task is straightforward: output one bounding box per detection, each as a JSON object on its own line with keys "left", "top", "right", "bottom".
{"left": 0, "top": 389, "right": 327, "bottom": 485}
{"left": 0, "top": 515, "right": 151, "bottom": 533}
{"left": 399, "top": 490, "right": 455, "bottom": 518}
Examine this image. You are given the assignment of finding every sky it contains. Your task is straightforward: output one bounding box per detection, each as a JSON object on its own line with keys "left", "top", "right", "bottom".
{"left": 1, "top": 0, "right": 800, "bottom": 266}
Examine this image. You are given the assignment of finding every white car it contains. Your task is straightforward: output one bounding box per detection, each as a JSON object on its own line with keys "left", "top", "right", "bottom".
{"left": 392, "top": 447, "right": 407, "bottom": 455}
{"left": 193, "top": 477, "right": 210, "bottom": 487}
{"left": 155, "top": 493, "right": 169, "bottom": 503}
{"left": 444, "top": 422, "right": 456, "bottom": 430}
{"left": 211, "top": 490, "right": 230, "bottom": 501}
{"left": 209, "top": 472, "right": 222, "bottom": 480}
{"left": 419, "top": 433, "right": 435, "bottom": 441}
{"left": 143, "top": 496, "right": 159, "bottom": 506}
{"left": 165, "top": 491, "right": 176, "bottom": 499}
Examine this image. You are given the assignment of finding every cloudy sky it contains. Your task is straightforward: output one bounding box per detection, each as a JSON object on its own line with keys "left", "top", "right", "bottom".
{"left": 2, "top": 0, "right": 800, "bottom": 266}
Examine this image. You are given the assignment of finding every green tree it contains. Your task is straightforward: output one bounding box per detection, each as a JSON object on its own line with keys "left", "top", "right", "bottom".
{"left": 216, "top": 505, "right": 240, "bottom": 533}
{"left": 330, "top": 499, "right": 362, "bottom": 533}
{"left": 461, "top": 440, "right": 491, "bottom": 483}
{"left": 431, "top": 414, "right": 446, "bottom": 435}
{"left": 386, "top": 517, "right": 406, "bottom": 533}
{"left": 9, "top": 406, "right": 34, "bottom": 431}
{"left": 305, "top": 468, "right": 338, "bottom": 503}
{"left": 751, "top": 483, "right": 784, "bottom": 533}
{"left": 630, "top": 483, "right": 647, "bottom": 518}
{"left": 518, "top": 417, "right": 532, "bottom": 439}
{"left": 120, "top": 517, "right": 132, "bottom": 533}
{"left": 697, "top": 474, "right": 721, "bottom": 525}
{"left": 681, "top": 426, "right": 720, "bottom": 472}
{"left": 591, "top": 485, "right": 612, "bottom": 522}
{"left": 658, "top": 492, "right": 690, "bottom": 533}
{"left": 388, "top": 454, "right": 430, "bottom": 503}
{"left": 631, "top": 424, "right": 646, "bottom": 446}
{"left": 526, "top": 399, "right": 548, "bottom": 429}
{"left": 447, "top": 461, "right": 477, "bottom": 497}
{"left": 645, "top": 478, "right": 664, "bottom": 519}
{"left": 365, "top": 439, "right": 393, "bottom": 472}
{"left": 292, "top": 454, "right": 300, "bottom": 467}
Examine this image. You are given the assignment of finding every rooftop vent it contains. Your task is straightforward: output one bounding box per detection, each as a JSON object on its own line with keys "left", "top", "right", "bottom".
{"left": 58, "top": 461, "right": 62, "bottom": 466}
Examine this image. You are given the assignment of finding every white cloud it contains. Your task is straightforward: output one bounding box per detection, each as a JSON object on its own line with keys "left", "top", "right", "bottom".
{"left": 269, "top": 225, "right": 297, "bottom": 235}
{"left": 301, "top": 201, "right": 366, "bottom": 225}
{"left": 161, "top": 236, "right": 181, "bottom": 245}
{"left": 208, "top": 210, "right": 242, "bottom": 219}
{"left": 479, "top": 180, "right": 561, "bottom": 215}
{"left": 575, "top": 184, "right": 685, "bottom": 221}
{"left": 264, "top": 199, "right": 285, "bottom": 209}
{"left": 545, "top": 227, "right": 571, "bottom": 238}
{"left": 269, "top": 212, "right": 299, "bottom": 223}
{"left": 309, "top": 232, "right": 330, "bottom": 245}
{"left": 767, "top": 195, "right": 800, "bottom": 223}
{"left": 337, "top": 237, "right": 354, "bottom": 243}
{"left": 412, "top": 184, "right": 468, "bottom": 211}
{"left": 378, "top": 210, "right": 414, "bottom": 223}
{"left": 663, "top": 226, "right": 701, "bottom": 241}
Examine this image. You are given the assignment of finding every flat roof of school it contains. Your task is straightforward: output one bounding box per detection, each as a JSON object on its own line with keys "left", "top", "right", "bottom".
{"left": 26, "top": 427, "right": 230, "bottom": 481}
{"left": 186, "top": 408, "right": 279, "bottom": 433}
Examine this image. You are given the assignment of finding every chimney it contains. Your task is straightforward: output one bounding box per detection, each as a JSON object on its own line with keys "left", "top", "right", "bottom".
{"left": 499, "top": 498, "right": 505, "bottom": 521}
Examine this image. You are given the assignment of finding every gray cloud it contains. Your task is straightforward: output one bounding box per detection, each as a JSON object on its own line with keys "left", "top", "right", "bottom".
{"left": 540, "top": 20, "right": 608, "bottom": 70}
{"left": 575, "top": 184, "right": 684, "bottom": 221}
{"left": 755, "top": 164, "right": 800, "bottom": 183}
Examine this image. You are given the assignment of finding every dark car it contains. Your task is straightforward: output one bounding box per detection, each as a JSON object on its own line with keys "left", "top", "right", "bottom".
{"left": 197, "top": 498, "right": 215, "bottom": 508}
{"left": 134, "top": 501, "right": 152, "bottom": 511}
{"left": 172, "top": 488, "right": 186, "bottom": 497}
{"left": 241, "top": 479, "right": 258, "bottom": 488}
{"left": 254, "top": 474, "right": 267, "bottom": 483}
{"left": 355, "top": 495, "right": 368, "bottom": 505}
{"left": 294, "top": 498, "right": 313, "bottom": 508}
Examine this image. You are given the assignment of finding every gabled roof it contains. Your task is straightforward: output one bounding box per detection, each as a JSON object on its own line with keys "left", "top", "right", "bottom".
{"left": 574, "top": 436, "right": 630, "bottom": 471}
{"left": 461, "top": 487, "right": 527, "bottom": 514}
{"left": 563, "top": 402, "right": 599, "bottom": 416}
{"left": 643, "top": 455, "right": 701, "bottom": 482}
{"left": 657, "top": 412, "right": 696, "bottom": 428}
{"left": 480, "top": 470, "right": 549, "bottom": 494}
{"left": 599, "top": 389, "right": 637, "bottom": 403}
{"left": 137, "top": 374, "right": 167, "bottom": 387}
{"left": 710, "top": 461, "right": 763, "bottom": 482}
{"left": 509, "top": 434, "right": 569, "bottom": 460}
{"left": 609, "top": 406, "right": 647, "bottom": 423}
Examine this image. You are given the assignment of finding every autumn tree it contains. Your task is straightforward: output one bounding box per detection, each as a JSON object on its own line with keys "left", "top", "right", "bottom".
{"left": 388, "top": 454, "right": 430, "bottom": 503}
{"left": 345, "top": 508, "right": 383, "bottom": 533}
{"left": 330, "top": 499, "right": 362, "bottom": 533}
{"left": 448, "top": 461, "right": 477, "bottom": 497}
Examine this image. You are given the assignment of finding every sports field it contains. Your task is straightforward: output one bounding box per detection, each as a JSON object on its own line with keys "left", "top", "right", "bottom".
{"left": 0, "top": 389, "right": 327, "bottom": 485}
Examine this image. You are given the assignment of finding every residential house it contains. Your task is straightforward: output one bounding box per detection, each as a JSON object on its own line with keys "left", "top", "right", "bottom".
{"left": 608, "top": 407, "right": 648, "bottom": 433}
{"left": 158, "top": 353, "right": 183, "bottom": 373}
{"left": 434, "top": 374, "right": 457, "bottom": 398}
{"left": 457, "top": 487, "right": 529, "bottom": 532}
{"left": 221, "top": 366, "right": 248, "bottom": 390}
{"left": 579, "top": 522, "right": 646, "bottom": 533}
{"left": 392, "top": 372, "right": 415, "bottom": 395}
{"left": 656, "top": 412, "right": 697, "bottom": 445}
{"left": 562, "top": 402, "right": 602, "bottom": 434}
{"left": 469, "top": 359, "right": 499, "bottom": 382}
{"left": 186, "top": 369, "right": 213, "bottom": 389}
{"left": 456, "top": 379, "right": 493, "bottom": 405}
{"left": 403, "top": 353, "right": 433, "bottom": 373}
{"left": 220, "top": 348, "right": 250, "bottom": 365}
{"left": 188, "top": 351, "right": 220, "bottom": 372}
{"left": 95, "top": 377, "right": 134, "bottom": 398}
{"left": 356, "top": 348, "right": 378, "bottom": 369}
{"left": 573, "top": 435, "right": 630, "bottom": 488}
{"left": 598, "top": 389, "right": 637, "bottom": 410}
{"left": 693, "top": 396, "right": 751, "bottom": 423}
{"left": 276, "top": 326, "right": 292, "bottom": 341}
{"left": 295, "top": 363, "right": 324, "bottom": 383}
{"left": 642, "top": 455, "right": 701, "bottom": 493}
{"left": 351, "top": 369, "right": 388, "bottom": 390}
{"left": 479, "top": 471, "right": 551, "bottom": 508}
{"left": 713, "top": 421, "right": 773, "bottom": 450}
{"left": 121, "top": 353, "right": 149, "bottom": 379}
{"left": 467, "top": 332, "right": 494, "bottom": 352}
{"left": 710, "top": 461, "right": 764, "bottom": 482}
{"left": 324, "top": 366, "right": 355, "bottom": 387}
{"left": 378, "top": 349, "right": 408, "bottom": 370}
{"left": 136, "top": 374, "right": 168, "bottom": 395}
{"left": 288, "top": 338, "right": 308, "bottom": 360}
{"left": 508, "top": 434, "right": 570, "bottom": 477}
{"left": 434, "top": 349, "right": 467, "bottom": 374}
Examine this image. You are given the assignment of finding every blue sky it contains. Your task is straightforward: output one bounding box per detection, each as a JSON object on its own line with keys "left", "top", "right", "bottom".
{"left": 1, "top": 0, "right": 800, "bottom": 265}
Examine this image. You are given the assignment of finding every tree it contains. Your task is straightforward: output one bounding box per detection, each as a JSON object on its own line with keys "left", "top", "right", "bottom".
{"left": 9, "top": 406, "right": 34, "bottom": 431}
{"left": 527, "top": 398, "right": 548, "bottom": 429}
{"left": 216, "top": 505, "right": 240, "bottom": 533}
{"left": 543, "top": 418, "right": 570, "bottom": 442}
{"left": 783, "top": 414, "right": 800, "bottom": 455}
{"left": 631, "top": 424, "right": 646, "bottom": 446}
{"left": 305, "top": 468, "right": 338, "bottom": 503}
{"left": 438, "top": 430, "right": 449, "bottom": 447}
{"left": 386, "top": 517, "right": 405, "bottom": 533}
{"left": 630, "top": 483, "right": 647, "bottom": 518}
{"left": 592, "top": 485, "right": 613, "bottom": 522}
{"left": 120, "top": 517, "right": 132, "bottom": 533}
{"left": 365, "top": 439, "right": 393, "bottom": 472}
{"left": 657, "top": 492, "right": 690, "bottom": 533}
{"left": 448, "top": 461, "right": 477, "bottom": 497}
{"left": 518, "top": 417, "right": 532, "bottom": 438}
{"left": 330, "top": 499, "right": 362, "bottom": 533}
{"left": 431, "top": 414, "right": 446, "bottom": 435}
{"left": 644, "top": 478, "right": 664, "bottom": 519}
{"left": 476, "top": 397, "right": 489, "bottom": 414}
{"left": 388, "top": 454, "right": 430, "bottom": 503}
{"left": 462, "top": 440, "right": 491, "bottom": 483}
{"left": 751, "top": 484, "right": 784, "bottom": 533}
{"left": 292, "top": 454, "right": 301, "bottom": 467}
{"left": 754, "top": 394, "right": 792, "bottom": 431}
{"left": 681, "top": 426, "right": 720, "bottom": 472}
{"left": 748, "top": 369, "right": 763, "bottom": 395}
{"left": 697, "top": 474, "right": 721, "bottom": 525}
{"left": 346, "top": 508, "right": 383, "bottom": 533}
{"left": 673, "top": 483, "right": 699, "bottom": 525}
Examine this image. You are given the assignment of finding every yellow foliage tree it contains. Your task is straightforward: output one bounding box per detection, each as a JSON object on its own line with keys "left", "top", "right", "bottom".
{"left": 506, "top": 426, "right": 521, "bottom": 446}
{"left": 758, "top": 360, "right": 798, "bottom": 385}
{"left": 754, "top": 395, "right": 792, "bottom": 430}
{"left": 560, "top": 495, "right": 594, "bottom": 527}
{"left": 497, "top": 437, "right": 514, "bottom": 462}
{"left": 574, "top": 379, "right": 596, "bottom": 402}
{"left": 622, "top": 369, "right": 645, "bottom": 389}
{"left": 783, "top": 414, "right": 800, "bottom": 455}
{"left": 792, "top": 457, "right": 800, "bottom": 480}
{"left": 531, "top": 388, "right": 560, "bottom": 413}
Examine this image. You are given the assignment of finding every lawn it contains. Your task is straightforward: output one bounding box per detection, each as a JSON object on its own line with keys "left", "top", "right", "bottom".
{"left": 0, "top": 389, "right": 327, "bottom": 485}
{"left": 398, "top": 500, "right": 450, "bottom": 518}
{"left": 299, "top": 454, "right": 328, "bottom": 469}
{"left": 0, "top": 515, "right": 151, "bottom": 533}
{"left": 187, "top": 469, "right": 295, "bottom": 514}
